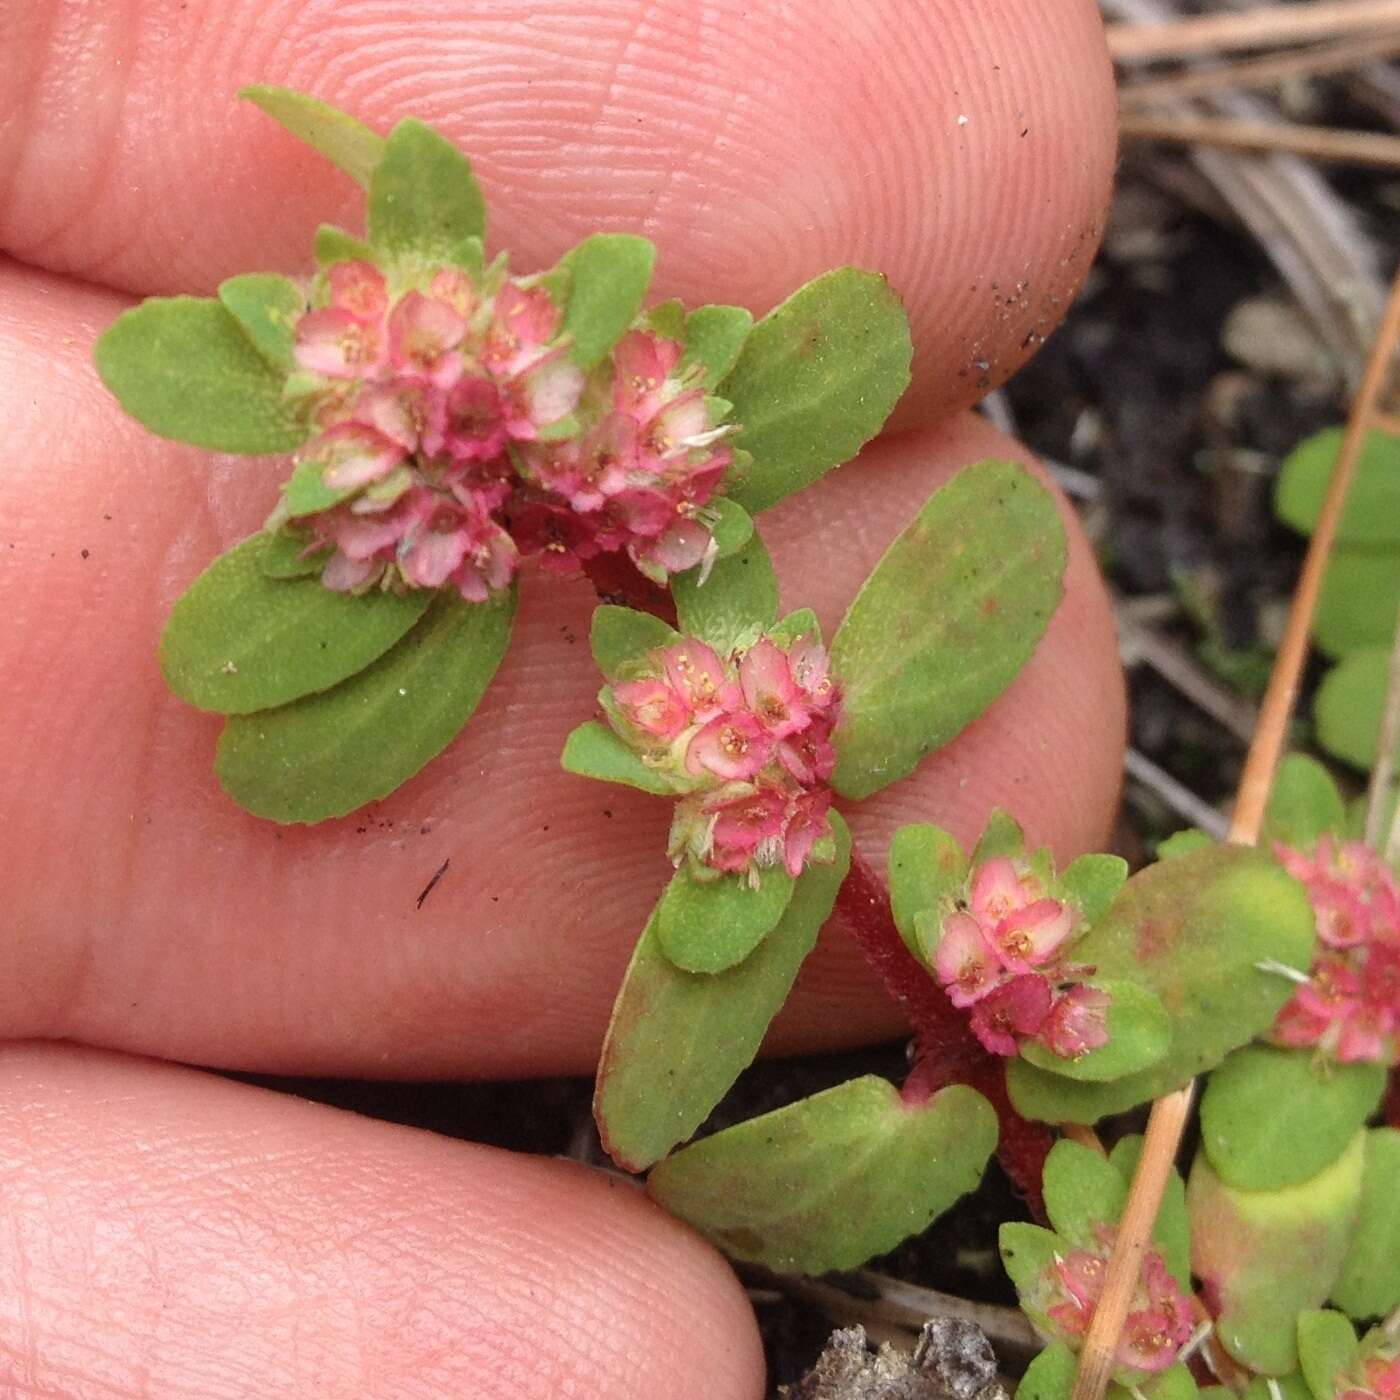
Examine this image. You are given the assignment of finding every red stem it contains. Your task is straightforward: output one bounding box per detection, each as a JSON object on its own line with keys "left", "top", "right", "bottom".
{"left": 1386, "top": 1068, "right": 1400, "bottom": 1130}
{"left": 835, "top": 849, "right": 1052, "bottom": 1218}
{"left": 582, "top": 552, "right": 677, "bottom": 624}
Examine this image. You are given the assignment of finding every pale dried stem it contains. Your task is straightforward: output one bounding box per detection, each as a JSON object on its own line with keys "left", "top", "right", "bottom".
{"left": 1371, "top": 410, "right": 1400, "bottom": 437}
{"left": 1118, "top": 32, "right": 1400, "bottom": 107}
{"left": 1107, "top": 1, "right": 1400, "bottom": 60}
{"left": 1119, "top": 112, "right": 1400, "bottom": 169}
{"left": 1364, "top": 608, "right": 1400, "bottom": 846}
{"left": 1070, "top": 264, "right": 1400, "bottom": 1400}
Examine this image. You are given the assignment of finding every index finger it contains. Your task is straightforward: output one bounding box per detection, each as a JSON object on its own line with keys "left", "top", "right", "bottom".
{"left": 0, "top": 0, "right": 1117, "bottom": 427}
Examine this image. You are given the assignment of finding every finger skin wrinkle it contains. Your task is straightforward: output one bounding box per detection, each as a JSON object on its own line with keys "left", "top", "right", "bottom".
{"left": 0, "top": 1045, "right": 765, "bottom": 1399}
{"left": 1, "top": 0, "right": 1115, "bottom": 425}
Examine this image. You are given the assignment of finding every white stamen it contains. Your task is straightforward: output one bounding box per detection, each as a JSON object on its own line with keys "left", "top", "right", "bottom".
{"left": 1179, "top": 1320, "right": 1214, "bottom": 1364}
{"left": 1255, "top": 958, "right": 1312, "bottom": 985}
{"left": 1267, "top": 1379, "right": 1285, "bottom": 1400}
{"left": 678, "top": 424, "right": 735, "bottom": 449}
{"left": 696, "top": 533, "right": 721, "bottom": 587}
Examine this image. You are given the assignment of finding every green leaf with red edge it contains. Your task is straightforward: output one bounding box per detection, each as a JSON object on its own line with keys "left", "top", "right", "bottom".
{"left": 1263, "top": 753, "right": 1348, "bottom": 849}
{"left": 95, "top": 296, "right": 310, "bottom": 453}
{"left": 1298, "top": 1311, "right": 1362, "bottom": 1400}
{"left": 829, "top": 461, "right": 1067, "bottom": 801}
{"left": 589, "top": 604, "right": 680, "bottom": 679}
{"left": 368, "top": 117, "right": 486, "bottom": 263}
{"left": 160, "top": 533, "right": 431, "bottom": 714}
{"left": 594, "top": 812, "right": 850, "bottom": 1171}
{"left": 218, "top": 273, "right": 305, "bottom": 372}
{"left": 887, "top": 823, "right": 968, "bottom": 960}
{"left": 655, "top": 863, "right": 796, "bottom": 974}
{"left": 682, "top": 304, "right": 753, "bottom": 386}
{"left": 1332, "top": 1129, "right": 1400, "bottom": 1319}
{"left": 215, "top": 590, "right": 515, "bottom": 823}
{"left": 241, "top": 86, "right": 385, "bottom": 188}
{"left": 672, "top": 530, "right": 778, "bottom": 652}
{"left": 720, "top": 268, "right": 913, "bottom": 513}
{"left": 647, "top": 1076, "right": 997, "bottom": 1274}
{"left": 1007, "top": 844, "right": 1316, "bottom": 1123}
{"left": 560, "top": 720, "right": 674, "bottom": 795}
{"left": 1189, "top": 1133, "right": 1365, "bottom": 1376}
{"left": 1019, "top": 979, "right": 1171, "bottom": 1083}
{"left": 556, "top": 233, "right": 656, "bottom": 369}
{"left": 1200, "top": 1044, "right": 1385, "bottom": 1191}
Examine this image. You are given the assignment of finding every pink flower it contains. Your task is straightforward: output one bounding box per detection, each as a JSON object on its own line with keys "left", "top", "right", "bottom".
{"left": 934, "top": 912, "right": 1001, "bottom": 1008}
{"left": 1040, "top": 984, "right": 1111, "bottom": 1059}
{"left": 778, "top": 712, "right": 838, "bottom": 786}
{"left": 295, "top": 307, "right": 385, "bottom": 379}
{"left": 613, "top": 330, "right": 685, "bottom": 421}
{"left": 327, "top": 260, "right": 389, "bottom": 321}
{"left": 612, "top": 678, "right": 691, "bottom": 743}
{"left": 422, "top": 377, "right": 508, "bottom": 463}
{"left": 740, "top": 639, "right": 811, "bottom": 738}
{"left": 705, "top": 786, "right": 789, "bottom": 874}
{"left": 386, "top": 290, "right": 467, "bottom": 387}
{"left": 686, "top": 710, "right": 776, "bottom": 782}
{"left": 968, "top": 974, "right": 1053, "bottom": 1056}
{"left": 989, "top": 898, "right": 1075, "bottom": 972}
{"left": 307, "top": 423, "right": 406, "bottom": 491}
{"left": 659, "top": 640, "right": 741, "bottom": 720}
{"left": 783, "top": 788, "right": 833, "bottom": 878}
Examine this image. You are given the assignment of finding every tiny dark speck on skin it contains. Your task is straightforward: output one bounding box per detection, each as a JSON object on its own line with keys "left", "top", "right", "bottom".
{"left": 81, "top": 549, "right": 89, "bottom": 559}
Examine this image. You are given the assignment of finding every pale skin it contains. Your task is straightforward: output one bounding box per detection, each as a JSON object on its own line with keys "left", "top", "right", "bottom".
{"left": 0, "top": 3, "right": 1125, "bottom": 1395}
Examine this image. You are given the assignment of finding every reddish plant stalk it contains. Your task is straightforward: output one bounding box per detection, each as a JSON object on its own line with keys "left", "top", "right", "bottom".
{"left": 835, "top": 848, "right": 1053, "bottom": 1217}
{"left": 582, "top": 552, "right": 677, "bottom": 624}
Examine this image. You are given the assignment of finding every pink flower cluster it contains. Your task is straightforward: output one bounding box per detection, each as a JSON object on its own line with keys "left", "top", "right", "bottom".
{"left": 278, "top": 259, "right": 735, "bottom": 598}
{"left": 606, "top": 633, "right": 841, "bottom": 880}
{"left": 1338, "top": 1349, "right": 1400, "bottom": 1400}
{"left": 1271, "top": 836, "right": 1400, "bottom": 1065}
{"left": 1041, "top": 1228, "right": 1195, "bottom": 1375}
{"left": 931, "top": 857, "right": 1108, "bottom": 1060}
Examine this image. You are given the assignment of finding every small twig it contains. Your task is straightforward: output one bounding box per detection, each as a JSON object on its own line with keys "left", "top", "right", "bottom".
{"left": 1125, "top": 749, "right": 1231, "bottom": 840}
{"left": 1061, "top": 1123, "right": 1109, "bottom": 1156}
{"left": 415, "top": 857, "right": 450, "bottom": 909}
{"left": 1107, "top": 2, "right": 1400, "bottom": 61}
{"left": 1072, "top": 261, "right": 1400, "bottom": 1400}
{"left": 1364, "top": 607, "right": 1400, "bottom": 847}
{"left": 1120, "top": 111, "right": 1400, "bottom": 170}
{"left": 1119, "top": 32, "right": 1400, "bottom": 108}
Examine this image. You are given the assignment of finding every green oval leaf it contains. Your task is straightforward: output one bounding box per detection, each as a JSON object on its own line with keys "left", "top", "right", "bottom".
{"left": 1332, "top": 1129, "right": 1400, "bottom": 1319}
{"left": 682, "top": 304, "right": 753, "bottom": 386}
{"left": 95, "top": 296, "right": 308, "bottom": 453}
{"left": 1019, "top": 979, "right": 1171, "bottom": 1083}
{"left": 217, "top": 273, "right": 305, "bottom": 372}
{"left": 1042, "top": 1138, "right": 1128, "bottom": 1246}
{"left": 1263, "top": 753, "right": 1348, "bottom": 848}
{"left": 556, "top": 233, "right": 656, "bottom": 369}
{"left": 561, "top": 720, "right": 674, "bottom": 795}
{"left": 672, "top": 530, "right": 778, "bottom": 652}
{"left": 707, "top": 497, "right": 754, "bottom": 560}
{"left": 215, "top": 591, "right": 515, "bottom": 822}
{"left": 161, "top": 533, "right": 430, "bottom": 713}
{"left": 1314, "top": 547, "right": 1400, "bottom": 659}
{"left": 830, "top": 461, "right": 1067, "bottom": 800}
{"left": 647, "top": 1077, "right": 997, "bottom": 1274}
{"left": 1058, "top": 853, "right": 1129, "bottom": 926}
{"left": 1007, "top": 845, "right": 1316, "bottom": 1123}
{"left": 1275, "top": 428, "right": 1400, "bottom": 546}
{"left": 241, "top": 86, "right": 385, "bottom": 188}
{"left": 368, "top": 117, "right": 486, "bottom": 263}
{"left": 655, "top": 863, "right": 796, "bottom": 974}
{"left": 314, "top": 224, "right": 374, "bottom": 267}
{"left": 1201, "top": 1044, "right": 1385, "bottom": 1191}
{"left": 887, "top": 823, "right": 967, "bottom": 960}
{"left": 589, "top": 604, "right": 680, "bottom": 678}
{"left": 258, "top": 528, "right": 327, "bottom": 579}
{"left": 594, "top": 813, "right": 850, "bottom": 1171}
{"left": 1317, "top": 648, "right": 1396, "bottom": 772}
{"left": 1298, "top": 1311, "right": 1361, "bottom": 1400}
{"left": 1016, "top": 1342, "right": 1077, "bottom": 1400}
{"left": 721, "top": 268, "right": 912, "bottom": 513}
{"left": 1189, "top": 1134, "right": 1365, "bottom": 1375}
